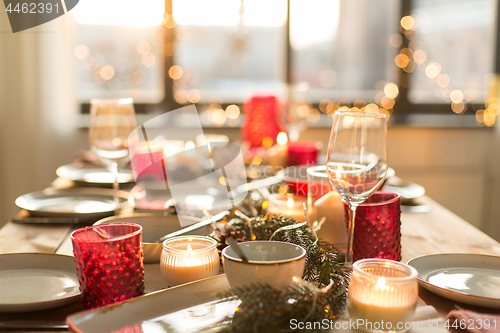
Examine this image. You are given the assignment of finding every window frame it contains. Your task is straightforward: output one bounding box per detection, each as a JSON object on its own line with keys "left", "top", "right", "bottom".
{"left": 80, "top": 0, "right": 499, "bottom": 128}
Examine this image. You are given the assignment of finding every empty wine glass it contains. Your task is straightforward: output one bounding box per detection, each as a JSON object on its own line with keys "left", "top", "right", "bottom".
{"left": 326, "top": 111, "right": 388, "bottom": 271}
{"left": 89, "top": 98, "right": 137, "bottom": 213}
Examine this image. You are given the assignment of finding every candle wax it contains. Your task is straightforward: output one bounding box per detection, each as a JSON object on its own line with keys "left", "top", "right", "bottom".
{"left": 312, "top": 191, "right": 347, "bottom": 245}
{"left": 349, "top": 299, "right": 416, "bottom": 328}
{"left": 163, "top": 256, "right": 220, "bottom": 286}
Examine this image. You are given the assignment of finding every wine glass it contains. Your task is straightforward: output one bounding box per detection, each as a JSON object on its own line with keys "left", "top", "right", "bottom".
{"left": 326, "top": 111, "right": 388, "bottom": 271}
{"left": 89, "top": 98, "right": 137, "bottom": 213}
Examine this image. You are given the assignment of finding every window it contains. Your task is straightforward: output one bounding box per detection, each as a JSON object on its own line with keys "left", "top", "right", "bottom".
{"left": 73, "top": 0, "right": 499, "bottom": 126}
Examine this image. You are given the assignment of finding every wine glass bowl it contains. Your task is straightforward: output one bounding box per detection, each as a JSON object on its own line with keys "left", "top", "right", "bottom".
{"left": 326, "top": 111, "right": 388, "bottom": 269}
{"left": 89, "top": 98, "right": 137, "bottom": 212}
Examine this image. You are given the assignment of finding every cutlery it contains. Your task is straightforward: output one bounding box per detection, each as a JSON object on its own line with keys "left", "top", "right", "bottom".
{"left": 155, "top": 210, "right": 230, "bottom": 243}
{"left": 226, "top": 236, "right": 249, "bottom": 262}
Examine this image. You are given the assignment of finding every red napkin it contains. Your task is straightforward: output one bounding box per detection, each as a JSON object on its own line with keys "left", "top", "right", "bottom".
{"left": 446, "top": 310, "right": 500, "bottom": 333}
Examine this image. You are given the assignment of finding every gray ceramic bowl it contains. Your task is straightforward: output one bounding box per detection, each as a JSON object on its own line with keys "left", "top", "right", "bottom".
{"left": 222, "top": 241, "right": 306, "bottom": 290}
{"left": 94, "top": 214, "right": 211, "bottom": 263}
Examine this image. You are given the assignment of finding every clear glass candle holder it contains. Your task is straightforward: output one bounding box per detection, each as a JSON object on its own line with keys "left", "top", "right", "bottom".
{"left": 160, "top": 236, "right": 219, "bottom": 287}
{"left": 348, "top": 259, "right": 418, "bottom": 333}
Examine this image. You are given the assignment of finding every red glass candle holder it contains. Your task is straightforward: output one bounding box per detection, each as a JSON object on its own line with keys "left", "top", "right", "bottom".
{"left": 344, "top": 192, "right": 402, "bottom": 262}
{"left": 287, "top": 141, "right": 318, "bottom": 166}
{"left": 130, "top": 141, "right": 166, "bottom": 185}
{"left": 241, "top": 95, "right": 284, "bottom": 148}
{"left": 71, "top": 223, "right": 145, "bottom": 309}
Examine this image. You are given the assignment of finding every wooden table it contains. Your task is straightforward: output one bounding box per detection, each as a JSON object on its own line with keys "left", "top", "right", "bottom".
{"left": 1, "top": 195, "right": 500, "bottom": 331}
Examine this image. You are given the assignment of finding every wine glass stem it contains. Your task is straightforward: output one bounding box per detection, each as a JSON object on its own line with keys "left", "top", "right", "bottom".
{"left": 111, "top": 162, "right": 120, "bottom": 215}
{"left": 346, "top": 204, "right": 358, "bottom": 271}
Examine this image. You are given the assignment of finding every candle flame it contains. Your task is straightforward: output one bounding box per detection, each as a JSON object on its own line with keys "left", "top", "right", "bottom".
{"left": 187, "top": 243, "right": 193, "bottom": 252}
{"left": 287, "top": 197, "right": 294, "bottom": 208}
{"left": 277, "top": 132, "right": 288, "bottom": 145}
{"left": 292, "top": 276, "right": 300, "bottom": 283}
{"left": 375, "top": 277, "right": 390, "bottom": 291}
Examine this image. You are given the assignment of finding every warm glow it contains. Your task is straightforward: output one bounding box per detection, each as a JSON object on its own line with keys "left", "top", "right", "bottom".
{"left": 365, "top": 103, "right": 380, "bottom": 114}
{"left": 187, "top": 243, "right": 193, "bottom": 252}
{"left": 277, "top": 132, "right": 288, "bottom": 145}
{"left": 100, "top": 66, "right": 115, "bottom": 80}
{"left": 219, "top": 176, "right": 227, "bottom": 186}
{"left": 400, "top": 16, "right": 415, "bottom": 30}
{"left": 141, "top": 53, "right": 156, "bottom": 67}
{"left": 73, "top": 0, "right": 165, "bottom": 27}
{"left": 425, "top": 63, "right": 441, "bottom": 79}
{"left": 292, "top": 276, "right": 299, "bottom": 283}
{"left": 451, "top": 102, "right": 465, "bottom": 114}
{"left": 185, "top": 140, "right": 195, "bottom": 153}
{"left": 381, "top": 97, "right": 395, "bottom": 109}
{"left": 436, "top": 74, "right": 450, "bottom": 88}
{"left": 74, "top": 45, "right": 89, "bottom": 59}
{"left": 287, "top": 197, "right": 294, "bottom": 209}
{"left": 389, "top": 34, "right": 402, "bottom": 48}
{"left": 450, "top": 90, "right": 464, "bottom": 104}
{"left": 226, "top": 105, "right": 240, "bottom": 119}
{"left": 262, "top": 137, "right": 273, "bottom": 148}
{"left": 413, "top": 49, "right": 427, "bottom": 64}
{"left": 395, "top": 54, "right": 410, "bottom": 68}
{"left": 169, "top": 65, "right": 183, "bottom": 80}
{"left": 297, "top": 104, "right": 310, "bottom": 117}
{"left": 375, "top": 277, "right": 390, "bottom": 291}
{"left": 187, "top": 89, "right": 201, "bottom": 103}
{"left": 384, "top": 83, "right": 399, "bottom": 99}
{"left": 211, "top": 108, "right": 226, "bottom": 125}
{"left": 137, "top": 41, "right": 152, "bottom": 55}
{"left": 307, "top": 108, "right": 320, "bottom": 123}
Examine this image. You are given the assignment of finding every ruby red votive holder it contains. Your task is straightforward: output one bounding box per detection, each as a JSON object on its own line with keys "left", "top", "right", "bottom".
{"left": 70, "top": 223, "right": 145, "bottom": 309}
{"left": 287, "top": 141, "right": 318, "bottom": 166}
{"left": 344, "top": 192, "right": 402, "bottom": 262}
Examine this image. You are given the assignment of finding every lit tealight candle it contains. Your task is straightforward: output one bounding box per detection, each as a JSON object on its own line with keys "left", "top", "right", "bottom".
{"left": 160, "top": 236, "right": 220, "bottom": 286}
{"left": 266, "top": 194, "right": 306, "bottom": 221}
{"left": 348, "top": 259, "right": 418, "bottom": 333}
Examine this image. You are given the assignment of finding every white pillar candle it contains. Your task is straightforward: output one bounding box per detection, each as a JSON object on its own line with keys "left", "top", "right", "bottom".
{"left": 312, "top": 191, "right": 347, "bottom": 246}
{"left": 348, "top": 259, "right": 419, "bottom": 333}
{"left": 160, "top": 236, "right": 220, "bottom": 287}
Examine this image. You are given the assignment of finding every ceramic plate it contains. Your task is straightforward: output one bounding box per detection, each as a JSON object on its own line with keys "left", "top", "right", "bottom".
{"left": 56, "top": 163, "right": 134, "bottom": 184}
{"left": 0, "top": 253, "right": 80, "bottom": 312}
{"left": 68, "top": 274, "right": 235, "bottom": 333}
{"left": 15, "top": 188, "right": 128, "bottom": 220}
{"left": 408, "top": 254, "right": 500, "bottom": 308}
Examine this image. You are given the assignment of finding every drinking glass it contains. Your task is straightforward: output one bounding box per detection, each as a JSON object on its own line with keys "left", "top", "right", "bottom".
{"left": 326, "top": 111, "right": 388, "bottom": 270}
{"left": 89, "top": 98, "right": 137, "bottom": 212}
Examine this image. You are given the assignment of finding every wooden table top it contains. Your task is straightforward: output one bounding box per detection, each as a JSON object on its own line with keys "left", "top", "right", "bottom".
{"left": 1, "top": 193, "right": 500, "bottom": 331}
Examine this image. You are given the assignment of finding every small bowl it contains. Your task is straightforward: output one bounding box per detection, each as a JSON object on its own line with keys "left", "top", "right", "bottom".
{"left": 222, "top": 241, "right": 306, "bottom": 290}
{"left": 94, "top": 214, "right": 210, "bottom": 263}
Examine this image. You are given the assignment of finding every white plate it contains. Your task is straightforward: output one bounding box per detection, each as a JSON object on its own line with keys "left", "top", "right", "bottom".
{"left": 15, "top": 188, "right": 128, "bottom": 220}
{"left": 68, "top": 274, "right": 235, "bottom": 333}
{"left": 0, "top": 253, "right": 80, "bottom": 312}
{"left": 408, "top": 254, "right": 500, "bottom": 308}
{"left": 57, "top": 163, "right": 134, "bottom": 184}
